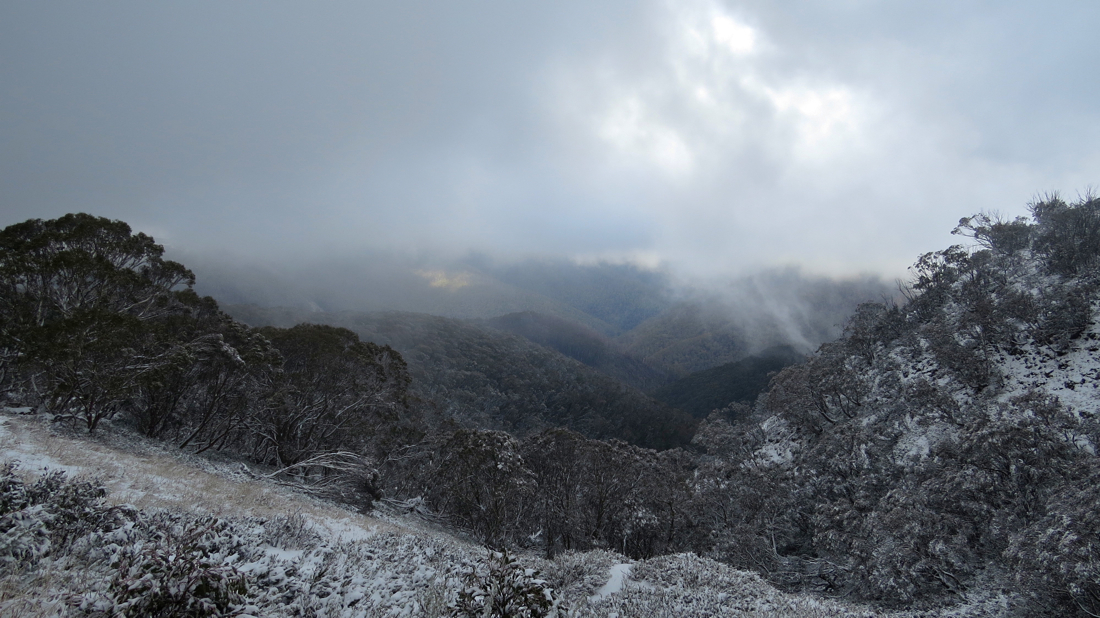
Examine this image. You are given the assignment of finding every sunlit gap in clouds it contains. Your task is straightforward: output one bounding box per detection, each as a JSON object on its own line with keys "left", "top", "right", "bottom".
{"left": 571, "top": 1, "right": 876, "bottom": 175}
{"left": 543, "top": 0, "right": 886, "bottom": 277}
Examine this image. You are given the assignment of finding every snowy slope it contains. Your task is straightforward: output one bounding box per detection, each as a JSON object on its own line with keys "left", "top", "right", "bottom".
{"left": 0, "top": 410, "right": 924, "bottom": 618}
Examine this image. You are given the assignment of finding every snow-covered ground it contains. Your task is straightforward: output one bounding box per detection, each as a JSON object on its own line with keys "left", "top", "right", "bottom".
{"left": 0, "top": 409, "right": 948, "bottom": 617}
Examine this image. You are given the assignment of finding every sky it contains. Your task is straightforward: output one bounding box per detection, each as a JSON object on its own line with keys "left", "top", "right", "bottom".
{"left": 2, "top": 0, "right": 1099, "bottom": 281}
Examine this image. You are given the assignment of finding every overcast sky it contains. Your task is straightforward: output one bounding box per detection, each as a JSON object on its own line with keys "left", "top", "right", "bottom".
{"left": 2, "top": 1, "right": 1098, "bottom": 280}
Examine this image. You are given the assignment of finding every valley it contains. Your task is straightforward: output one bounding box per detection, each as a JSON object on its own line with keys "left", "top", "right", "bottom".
{"left": 2, "top": 200, "right": 1099, "bottom": 616}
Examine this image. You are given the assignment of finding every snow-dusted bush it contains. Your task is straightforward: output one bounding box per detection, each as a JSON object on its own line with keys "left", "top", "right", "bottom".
{"left": 0, "top": 462, "right": 122, "bottom": 569}
{"left": 0, "top": 505, "right": 50, "bottom": 569}
{"left": 1030, "top": 193, "right": 1100, "bottom": 276}
{"left": 426, "top": 429, "right": 535, "bottom": 547}
{"left": 1007, "top": 459, "right": 1100, "bottom": 617}
{"left": 105, "top": 514, "right": 248, "bottom": 618}
{"left": 541, "top": 549, "right": 620, "bottom": 605}
{"left": 450, "top": 550, "right": 559, "bottom": 618}
{"left": 255, "top": 511, "right": 319, "bottom": 551}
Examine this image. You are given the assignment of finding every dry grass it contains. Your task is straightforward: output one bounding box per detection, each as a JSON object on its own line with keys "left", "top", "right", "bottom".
{"left": 0, "top": 412, "right": 403, "bottom": 539}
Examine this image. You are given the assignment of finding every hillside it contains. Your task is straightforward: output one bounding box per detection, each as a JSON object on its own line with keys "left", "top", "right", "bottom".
{"left": 712, "top": 199, "right": 1100, "bottom": 614}
{"left": 652, "top": 345, "right": 803, "bottom": 418}
{"left": 482, "top": 311, "right": 671, "bottom": 391}
{"left": 468, "top": 258, "right": 675, "bottom": 334}
{"left": 0, "top": 409, "right": 910, "bottom": 618}
{"left": 228, "top": 305, "right": 695, "bottom": 450}
{"left": 618, "top": 272, "right": 892, "bottom": 377}
{"left": 617, "top": 301, "right": 750, "bottom": 377}
{"left": 191, "top": 253, "right": 888, "bottom": 378}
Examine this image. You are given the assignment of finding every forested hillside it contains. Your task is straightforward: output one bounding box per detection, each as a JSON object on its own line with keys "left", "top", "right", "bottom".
{"left": 617, "top": 270, "right": 888, "bottom": 377}
{"left": 483, "top": 311, "right": 670, "bottom": 391}
{"left": 652, "top": 345, "right": 802, "bottom": 417}
{"left": 468, "top": 258, "right": 675, "bottom": 334}
{"left": 710, "top": 195, "right": 1100, "bottom": 615}
{"left": 0, "top": 214, "right": 416, "bottom": 510}
{"left": 189, "top": 250, "right": 889, "bottom": 379}
{"left": 228, "top": 306, "right": 694, "bottom": 450}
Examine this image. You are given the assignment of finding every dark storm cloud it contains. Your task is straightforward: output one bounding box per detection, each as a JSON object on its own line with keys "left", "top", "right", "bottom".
{"left": 2, "top": 1, "right": 1099, "bottom": 279}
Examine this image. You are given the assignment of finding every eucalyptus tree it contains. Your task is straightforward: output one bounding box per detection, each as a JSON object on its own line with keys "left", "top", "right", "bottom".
{"left": 0, "top": 214, "right": 194, "bottom": 430}
{"left": 250, "top": 324, "right": 410, "bottom": 468}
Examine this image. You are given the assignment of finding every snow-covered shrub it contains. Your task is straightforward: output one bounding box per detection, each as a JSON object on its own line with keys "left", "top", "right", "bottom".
{"left": 1030, "top": 283, "right": 1095, "bottom": 350}
{"left": 0, "top": 462, "right": 121, "bottom": 568}
{"left": 106, "top": 514, "right": 248, "bottom": 618}
{"left": 1030, "top": 193, "right": 1100, "bottom": 276}
{"left": 256, "top": 511, "right": 318, "bottom": 550}
{"left": 1006, "top": 459, "right": 1100, "bottom": 618}
{"left": 0, "top": 505, "right": 50, "bottom": 568}
{"left": 541, "top": 549, "right": 620, "bottom": 603}
{"left": 450, "top": 550, "right": 559, "bottom": 618}
{"left": 417, "top": 577, "right": 454, "bottom": 618}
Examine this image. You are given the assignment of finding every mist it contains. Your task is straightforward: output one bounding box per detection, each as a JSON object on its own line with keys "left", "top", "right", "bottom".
{"left": 178, "top": 246, "right": 892, "bottom": 361}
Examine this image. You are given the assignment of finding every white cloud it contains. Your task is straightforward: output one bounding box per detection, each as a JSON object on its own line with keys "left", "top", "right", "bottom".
{"left": 757, "top": 83, "right": 867, "bottom": 160}
{"left": 597, "top": 96, "right": 695, "bottom": 176}
{"left": 711, "top": 13, "right": 757, "bottom": 56}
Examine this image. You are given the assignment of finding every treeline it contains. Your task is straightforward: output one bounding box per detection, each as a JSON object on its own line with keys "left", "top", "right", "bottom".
{"left": 0, "top": 214, "right": 413, "bottom": 507}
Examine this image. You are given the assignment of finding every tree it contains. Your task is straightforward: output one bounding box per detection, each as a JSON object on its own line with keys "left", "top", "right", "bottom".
{"left": 249, "top": 324, "right": 410, "bottom": 467}
{"left": 0, "top": 214, "right": 194, "bottom": 431}
{"left": 128, "top": 293, "right": 280, "bottom": 453}
{"left": 426, "top": 429, "right": 534, "bottom": 547}
{"left": 1030, "top": 193, "right": 1100, "bottom": 275}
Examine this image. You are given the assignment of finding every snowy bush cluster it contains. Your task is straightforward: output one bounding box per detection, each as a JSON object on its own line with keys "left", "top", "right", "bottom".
{"left": 450, "top": 550, "right": 558, "bottom": 617}
{"left": 0, "top": 461, "right": 124, "bottom": 572}
{"left": 2, "top": 454, "right": 930, "bottom": 618}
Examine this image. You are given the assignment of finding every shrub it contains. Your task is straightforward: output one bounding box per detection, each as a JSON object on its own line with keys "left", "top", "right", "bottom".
{"left": 0, "top": 462, "right": 121, "bottom": 568}
{"left": 450, "top": 550, "right": 560, "bottom": 618}
{"left": 107, "top": 515, "right": 248, "bottom": 618}
{"left": 1030, "top": 194, "right": 1100, "bottom": 275}
{"left": 1006, "top": 460, "right": 1100, "bottom": 617}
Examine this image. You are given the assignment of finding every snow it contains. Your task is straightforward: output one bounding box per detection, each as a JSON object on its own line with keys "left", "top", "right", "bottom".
{"left": 589, "top": 563, "right": 631, "bottom": 603}
{"left": 0, "top": 409, "right": 923, "bottom": 617}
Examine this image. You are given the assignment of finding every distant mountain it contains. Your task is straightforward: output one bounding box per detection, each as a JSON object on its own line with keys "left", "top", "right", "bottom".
{"left": 652, "top": 345, "right": 803, "bottom": 418}
{"left": 482, "top": 311, "right": 671, "bottom": 391}
{"left": 466, "top": 257, "right": 675, "bottom": 334}
{"left": 617, "top": 302, "right": 749, "bottom": 377}
{"left": 228, "top": 305, "right": 696, "bottom": 450}
{"left": 182, "top": 252, "right": 682, "bottom": 337}
{"left": 185, "top": 253, "right": 618, "bottom": 333}
{"left": 193, "top": 251, "right": 889, "bottom": 379}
